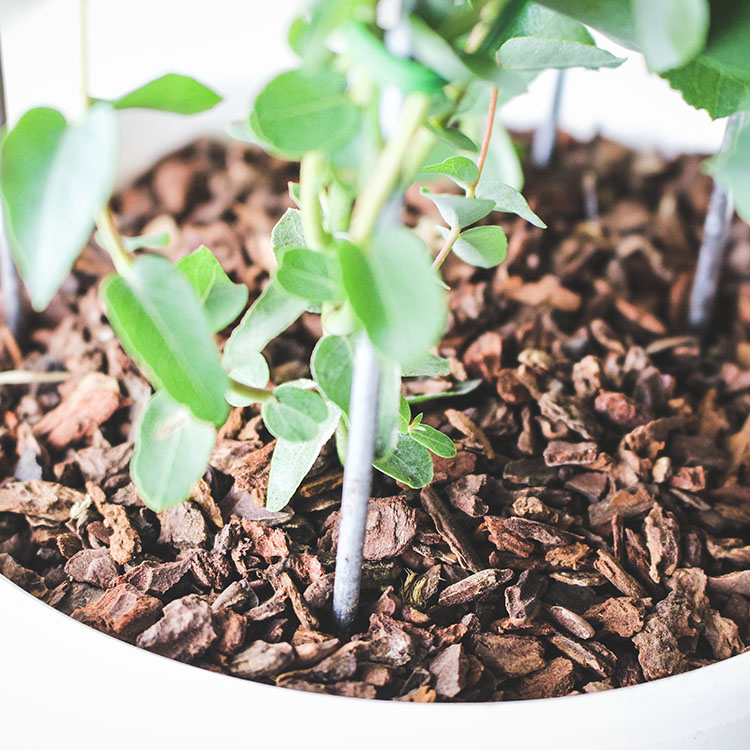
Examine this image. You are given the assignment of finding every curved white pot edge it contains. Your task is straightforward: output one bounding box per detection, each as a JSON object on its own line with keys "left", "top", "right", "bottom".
{"left": 2, "top": 574, "right": 749, "bottom": 750}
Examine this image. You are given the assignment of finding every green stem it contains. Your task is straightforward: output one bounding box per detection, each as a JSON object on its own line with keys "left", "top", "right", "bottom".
{"left": 300, "top": 150, "right": 327, "bottom": 249}
{"left": 229, "top": 380, "right": 273, "bottom": 403}
{"left": 349, "top": 92, "right": 431, "bottom": 245}
{"left": 95, "top": 207, "right": 133, "bottom": 276}
{"left": 79, "top": 0, "right": 91, "bottom": 117}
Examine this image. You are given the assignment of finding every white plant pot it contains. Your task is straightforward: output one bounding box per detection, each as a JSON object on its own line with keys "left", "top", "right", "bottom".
{"left": 2, "top": 4, "right": 747, "bottom": 748}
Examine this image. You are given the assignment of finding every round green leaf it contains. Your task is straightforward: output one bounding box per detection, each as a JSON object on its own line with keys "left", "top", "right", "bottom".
{"left": 276, "top": 247, "right": 340, "bottom": 304}
{"left": 262, "top": 384, "right": 328, "bottom": 442}
{"left": 311, "top": 335, "right": 353, "bottom": 414}
{"left": 131, "top": 390, "right": 216, "bottom": 512}
{"left": 0, "top": 105, "right": 117, "bottom": 310}
{"left": 252, "top": 69, "right": 361, "bottom": 153}
{"left": 108, "top": 74, "right": 222, "bottom": 114}
{"left": 449, "top": 225, "right": 508, "bottom": 268}
{"left": 374, "top": 433, "right": 434, "bottom": 488}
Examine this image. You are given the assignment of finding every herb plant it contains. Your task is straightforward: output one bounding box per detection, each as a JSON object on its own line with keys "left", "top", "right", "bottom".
{"left": 0, "top": 2, "right": 620, "bottom": 518}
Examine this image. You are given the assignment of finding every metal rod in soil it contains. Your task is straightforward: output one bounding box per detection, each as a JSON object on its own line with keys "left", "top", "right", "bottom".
{"left": 531, "top": 69, "right": 566, "bottom": 169}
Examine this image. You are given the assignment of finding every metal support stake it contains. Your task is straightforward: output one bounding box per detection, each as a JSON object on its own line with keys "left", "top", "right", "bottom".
{"left": 0, "top": 35, "right": 22, "bottom": 338}
{"left": 688, "top": 114, "right": 741, "bottom": 333}
{"left": 531, "top": 69, "right": 565, "bottom": 169}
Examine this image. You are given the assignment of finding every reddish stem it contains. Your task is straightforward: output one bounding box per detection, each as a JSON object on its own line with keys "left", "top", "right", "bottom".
{"left": 432, "top": 225, "right": 461, "bottom": 270}
{"left": 469, "top": 85, "right": 498, "bottom": 193}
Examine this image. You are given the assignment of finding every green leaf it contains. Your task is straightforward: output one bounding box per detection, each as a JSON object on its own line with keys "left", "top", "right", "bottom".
{"left": 311, "top": 335, "right": 353, "bottom": 414}
{"left": 262, "top": 384, "right": 328, "bottom": 442}
{"left": 338, "top": 229, "right": 447, "bottom": 365}
{"left": 374, "top": 433, "right": 434, "bottom": 488}
{"left": 402, "top": 352, "right": 451, "bottom": 377}
{"left": 0, "top": 105, "right": 117, "bottom": 310}
{"left": 482, "top": 121, "right": 524, "bottom": 191}
{"left": 107, "top": 74, "right": 222, "bottom": 114}
{"left": 509, "top": 3, "right": 596, "bottom": 44}
{"left": 252, "top": 69, "right": 361, "bottom": 153}
{"left": 398, "top": 396, "right": 411, "bottom": 433}
{"left": 96, "top": 231, "right": 170, "bottom": 252}
{"left": 632, "top": 0, "right": 708, "bottom": 73}
{"left": 176, "top": 245, "right": 248, "bottom": 331}
{"left": 266, "top": 401, "right": 341, "bottom": 511}
{"left": 131, "top": 390, "right": 216, "bottom": 512}
{"left": 271, "top": 208, "right": 306, "bottom": 261}
{"left": 447, "top": 225, "right": 508, "bottom": 268}
{"left": 476, "top": 181, "right": 546, "bottom": 227}
{"left": 408, "top": 15, "right": 478, "bottom": 83}
{"left": 705, "top": 114, "right": 750, "bottom": 224}
{"left": 100, "top": 254, "right": 229, "bottom": 427}
{"left": 276, "top": 247, "right": 340, "bottom": 304}
{"left": 375, "top": 357, "right": 401, "bottom": 460}
{"left": 426, "top": 123, "right": 480, "bottom": 153}
{"left": 534, "top": 0, "right": 637, "bottom": 50}
{"left": 409, "top": 422, "right": 457, "bottom": 458}
{"left": 406, "top": 378, "right": 482, "bottom": 404}
{"left": 498, "top": 38, "right": 625, "bottom": 70}
{"left": 342, "top": 21, "right": 446, "bottom": 93}
{"left": 223, "top": 279, "right": 307, "bottom": 361}
{"left": 420, "top": 188, "right": 495, "bottom": 228}
{"left": 225, "top": 351, "right": 270, "bottom": 408}
{"left": 422, "top": 156, "right": 479, "bottom": 188}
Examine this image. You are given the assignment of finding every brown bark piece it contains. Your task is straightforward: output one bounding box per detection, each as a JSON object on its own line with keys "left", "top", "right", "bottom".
{"left": 229, "top": 641, "right": 295, "bottom": 680}
{"left": 429, "top": 644, "right": 468, "bottom": 698}
{"left": 589, "top": 484, "right": 654, "bottom": 528}
{"left": 515, "top": 657, "right": 576, "bottom": 699}
{"left": 538, "top": 392, "right": 602, "bottom": 440}
{"left": 438, "top": 568, "right": 512, "bottom": 607}
{"left": 446, "top": 474, "right": 490, "bottom": 517}
{"left": 64, "top": 548, "right": 118, "bottom": 588}
{"left": 505, "top": 570, "right": 547, "bottom": 625}
{"left": 632, "top": 615, "right": 687, "bottom": 681}
{"left": 0, "top": 481, "right": 84, "bottom": 522}
{"left": 87, "top": 482, "right": 141, "bottom": 564}
{"left": 594, "top": 549, "right": 648, "bottom": 598}
{"left": 585, "top": 597, "right": 647, "bottom": 638}
{"left": 643, "top": 504, "right": 680, "bottom": 582}
{"left": 547, "top": 632, "right": 616, "bottom": 678}
{"left": 543, "top": 440, "right": 599, "bottom": 466}
{"left": 119, "top": 559, "right": 191, "bottom": 597}
{"left": 472, "top": 633, "right": 546, "bottom": 676}
{"left": 0, "top": 553, "right": 47, "bottom": 598}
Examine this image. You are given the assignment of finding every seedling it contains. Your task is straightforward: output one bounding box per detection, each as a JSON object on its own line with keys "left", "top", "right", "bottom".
{"left": 0, "top": 0, "right": 628, "bottom": 630}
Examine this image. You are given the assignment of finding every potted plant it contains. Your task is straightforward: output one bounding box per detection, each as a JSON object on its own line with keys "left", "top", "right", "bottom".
{"left": 1, "top": 0, "right": 750, "bottom": 746}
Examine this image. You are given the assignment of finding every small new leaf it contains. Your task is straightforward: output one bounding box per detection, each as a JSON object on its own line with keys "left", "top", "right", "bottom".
{"left": 409, "top": 422, "right": 457, "bottom": 458}
{"left": 374, "top": 433, "right": 434, "bottom": 488}
{"left": 177, "top": 245, "right": 249, "bottom": 331}
{"left": 108, "top": 74, "right": 222, "bottom": 114}
{"left": 131, "top": 391, "right": 216, "bottom": 512}
{"left": 422, "top": 156, "right": 479, "bottom": 188}
{"left": 420, "top": 188, "right": 495, "bottom": 228}
{"left": 276, "top": 247, "right": 340, "bottom": 304}
{"left": 476, "top": 181, "right": 546, "bottom": 227}
{"left": 262, "top": 384, "right": 328, "bottom": 442}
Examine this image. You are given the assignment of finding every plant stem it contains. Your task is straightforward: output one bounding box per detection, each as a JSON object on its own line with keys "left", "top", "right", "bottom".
{"left": 94, "top": 207, "right": 133, "bottom": 276}
{"left": 432, "top": 224, "right": 461, "bottom": 270}
{"left": 349, "top": 91, "right": 430, "bottom": 245}
{"left": 687, "top": 113, "right": 741, "bottom": 333}
{"left": 332, "top": 334, "right": 381, "bottom": 631}
{"left": 79, "top": 0, "right": 91, "bottom": 117}
{"left": 228, "top": 380, "right": 273, "bottom": 403}
{"left": 531, "top": 69, "right": 565, "bottom": 169}
{"left": 300, "top": 150, "right": 327, "bottom": 249}
{"left": 467, "top": 84, "right": 498, "bottom": 196}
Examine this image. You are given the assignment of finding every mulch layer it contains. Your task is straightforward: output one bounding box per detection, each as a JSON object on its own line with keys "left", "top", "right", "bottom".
{"left": 2, "top": 134, "right": 750, "bottom": 702}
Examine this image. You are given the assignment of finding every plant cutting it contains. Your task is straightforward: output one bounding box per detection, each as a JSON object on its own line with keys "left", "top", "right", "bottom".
{"left": 1, "top": 0, "right": 750, "bottom": 724}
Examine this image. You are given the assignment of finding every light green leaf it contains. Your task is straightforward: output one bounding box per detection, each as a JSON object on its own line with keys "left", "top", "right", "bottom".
{"left": 100, "top": 254, "right": 229, "bottom": 427}
{"left": 338, "top": 230, "right": 447, "bottom": 365}
{"left": 632, "top": 0, "right": 708, "bottom": 73}
{"left": 223, "top": 280, "right": 307, "bottom": 363}
{"left": 420, "top": 188, "right": 495, "bottom": 228}
{"left": 498, "top": 38, "right": 625, "bottom": 70}
{"left": 426, "top": 123, "right": 480, "bottom": 153}
{"left": 476, "top": 180, "right": 546, "bottom": 227}
{"left": 252, "top": 69, "right": 361, "bottom": 153}
{"left": 422, "top": 156, "right": 479, "bottom": 188}
{"left": 176, "top": 245, "right": 248, "bottom": 331}
{"left": 131, "top": 390, "right": 216, "bottom": 512}
{"left": 225, "top": 351, "right": 270, "bottom": 408}
{"left": 402, "top": 352, "right": 451, "bottom": 377}
{"left": 705, "top": 114, "right": 750, "bottom": 224}
{"left": 271, "top": 208, "right": 306, "bottom": 261}
{"left": 406, "top": 378, "right": 482, "bottom": 404}
{"left": 276, "top": 247, "right": 340, "bottom": 304}
{"left": 374, "top": 433, "right": 434, "bottom": 488}
{"left": 0, "top": 105, "right": 117, "bottom": 310}
{"left": 266, "top": 401, "right": 341, "bottom": 511}
{"left": 311, "top": 335, "right": 353, "bottom": 415}
{"left": 448, "top": 225, "right": 508, "bottom": 268}
{"left": 95, "top": 231, "right": 170, "bottom": 252}
{"left": 409, "top": 422, "right": 457, "bottom": 458}
{"left": 262, "top": 383, "right": 328, "bottom": 442}
{"left": 398, "top": 396, "right": 411, "bottom": 433}
{"left": 375, "top": 357, "right": 401, "bottom": 460}
{"left": 108, "top": 74, "right": 222, "bottom": 114}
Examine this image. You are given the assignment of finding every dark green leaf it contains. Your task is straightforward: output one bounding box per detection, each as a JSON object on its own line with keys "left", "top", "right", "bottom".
{"left": 409, "top": 422, "right": 457, "bottom": 458}
{"left": 420, "top": 188, "right": 494, "bottom": 228}
{"left": 402, "top": 352, "right": 451, "bottom": 377}
{"left": 498, "top": 38, "right": 625, "bottom": 70}
{"left": 100, "top": 254, "right": 228, "bottom": 426}
{"left": 176, "top": 245, "right": 248, "bottom": 331}
{"left": 311, "top": 335, "right": 353, "bottom": 414}
{"left": 663, "top": 59, "right": 750, "bottom": 118}
{"left": 476, "top": 181, "right": 546, "bottom": 227}
{"left": 0, "top": 105, "right": 117, "bottom": 310}
{"left": 535, "top": 0, "right": 638, "bottom": 50}
{"left": 338, "top": 230, "right": 446, "bottom": 365}
{"left": 108, "top": 74, "right": 222, "bottom": 114}
{"left": 632, "top": 0, "right": 708, "bottom": 72}
{"left": 262, "top": 384, "right": 328, "bottom": 442}
{"left": 252, "top": 69, "right": 361, "bottom": 153}
{"left": 374, "top": 433, "right": 434, "bottom": 488}
{"left": 406, "top": 378, "right": 482, "bottom": 404}
{"left": 271, "top": 208, "right": 306, "bottom": 261}
{"left": 223, "top": 280, "right": 307, "bottom": 362}
{"left": 266, "top": 401, "right": 341, "bottom": 511}
{"left": 448, "top": 225, "right": 508, "bottom": 268}
{"left": 131, "top": 391, "right": 216, "bottom": 512}
{"left": 422, "top": 156, "right": 478, "bottom": 188}
{"left": 705, "top": 114, "right": 750, "bottom": 223}
{"left": 276, "top": 247, "right": 340, "bottom": 304}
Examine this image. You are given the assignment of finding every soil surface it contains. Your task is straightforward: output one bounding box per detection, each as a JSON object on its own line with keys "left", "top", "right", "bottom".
{"left": 2, "top": 135, "right": 750, "bottom": 702}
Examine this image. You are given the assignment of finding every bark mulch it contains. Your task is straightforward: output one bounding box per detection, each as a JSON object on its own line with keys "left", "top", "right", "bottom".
{"left": 2, "top": 134, "right": 750, "bottom": 702}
